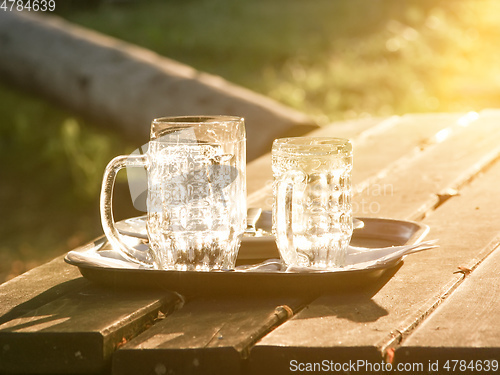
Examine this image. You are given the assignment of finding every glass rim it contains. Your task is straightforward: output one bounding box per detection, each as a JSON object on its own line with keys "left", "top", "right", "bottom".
{"left": 152, "top": 115, "right": 244, "bottom": 126}
{"left": 151, "top": 115, "right": 245, "bottom": 143}
{"left": 272, "top": 137, "right": 352, "bottom": 154}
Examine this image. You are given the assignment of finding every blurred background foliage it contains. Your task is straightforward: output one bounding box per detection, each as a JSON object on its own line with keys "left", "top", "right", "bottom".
{"left": 1, "top": 0, "right": 500, "bottom": 282}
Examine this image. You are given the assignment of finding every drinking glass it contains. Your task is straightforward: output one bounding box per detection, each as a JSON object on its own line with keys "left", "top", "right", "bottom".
{"left": 272, "top": 137, "right": 353, "bottom": 269}
{"left": 100, "top": 116, "right": 246, "bottom": 271}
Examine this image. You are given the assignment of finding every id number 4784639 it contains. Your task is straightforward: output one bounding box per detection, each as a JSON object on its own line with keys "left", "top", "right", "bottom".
{"left": 1, "top": 0, "right": 56, "bottom": 12}
{"left": 442, "top": 359, "right": 499, "bottom": 372}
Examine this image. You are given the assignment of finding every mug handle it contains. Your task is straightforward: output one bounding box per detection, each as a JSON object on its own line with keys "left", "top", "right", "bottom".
{"left": 279, "top": 170, "right": 307, "bottom": 266}
{"left": 100, "top": 154, "right": 154, "bottom": 268}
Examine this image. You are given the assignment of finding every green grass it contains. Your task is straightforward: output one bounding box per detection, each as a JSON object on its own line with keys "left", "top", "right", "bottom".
{"left": 60, "top": 0, "right": 500, "bottom": 123}
{"left": 0, "top": 86, "right": 135, "bottom": 282}
{"left": 2, "top": 0, "right": 500, "bottom": 282}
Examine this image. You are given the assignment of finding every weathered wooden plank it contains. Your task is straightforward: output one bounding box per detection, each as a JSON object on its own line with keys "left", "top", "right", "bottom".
{"left": 350, "top": 112, "right": 473, "bottom": 187}
{"left": 112, "top": 297, "right": 305, "bottom": 375}
{"left": 247, "top": 117, "right": 500, "bottom": 372}
{"left": 109, "top": 223, "right": 401, "bottom": 374}
{"left": 0, "top": 11, "right": 316, "bottom": 161}
{"left": 369, "top": 154, "right": 500, "bottom": 354}
{"left": 0, "top": 254, "right": 85, "bottom": 325}
{"left": 353, "top": 111, "right": 500, "bottom": 220}
{"left": 247, "top": 112, "right": 465, "bottom": 209}
{"left": 396, "top": 245, "right": 500, "bottom": 367}
{"left": 0, "top": 284, "right": 181, "bottom": 374}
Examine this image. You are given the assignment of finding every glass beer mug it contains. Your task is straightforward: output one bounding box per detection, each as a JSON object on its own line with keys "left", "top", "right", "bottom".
{"left": 100, "top": 116, "right": 246, "bottom": 271}
{"left": 272, "top": 137, "right": 353, "bottom": 269}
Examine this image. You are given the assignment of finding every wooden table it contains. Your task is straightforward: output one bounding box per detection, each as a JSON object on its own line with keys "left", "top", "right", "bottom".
{"left": 2, "top": 111, "right": 500, "bottom": 374}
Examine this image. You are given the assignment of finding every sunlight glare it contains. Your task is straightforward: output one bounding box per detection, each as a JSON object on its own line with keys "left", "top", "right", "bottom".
{"left": 457, "top": 112, "right": 479, "bottom": 127}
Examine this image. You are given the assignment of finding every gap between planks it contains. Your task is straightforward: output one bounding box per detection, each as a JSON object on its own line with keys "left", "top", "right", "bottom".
{"left": 379, "top": 234, "right": 500, "bottom": 360}
{"left": 247, "top": 112, "right": 473, "bottom": 210}
{"left": 376, "top": 155, "right": 500, "bottom": 359}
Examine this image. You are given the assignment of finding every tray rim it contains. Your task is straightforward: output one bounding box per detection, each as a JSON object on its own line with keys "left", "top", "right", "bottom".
{"left": 64, "top": 217, "right": 430, "bottom": 294}
{"left": 65, "top": 216, "right": 429, "bottom": 276}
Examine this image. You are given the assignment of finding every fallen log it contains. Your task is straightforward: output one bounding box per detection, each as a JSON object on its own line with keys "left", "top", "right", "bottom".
{"left": 0, "top": 11, "right": 317, "bottom": 161}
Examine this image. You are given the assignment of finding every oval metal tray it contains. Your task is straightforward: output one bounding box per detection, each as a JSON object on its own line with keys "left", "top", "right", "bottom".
{"left": 65, "top": 217, "right": 430, "bottom": 295}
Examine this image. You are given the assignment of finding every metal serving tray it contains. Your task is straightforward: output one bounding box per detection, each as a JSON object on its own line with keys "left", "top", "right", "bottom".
{"left": 65, "top": 215, "right": 430, "bottom": 296}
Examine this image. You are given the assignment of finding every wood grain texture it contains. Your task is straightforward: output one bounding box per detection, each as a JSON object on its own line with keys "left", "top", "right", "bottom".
{"left": 0, "top": 254, "right": 85, "bottom": 325}
{"left": 0, "top": 284, "right": 181, "bottom": 374}
{"left": 396, "top": 232, "right": 500, "bottom": 367}
{"left": 247, "top": 112, "right": 464, "bottom": 210}
{"left": 112, "top": 297, "right": 305, "bottom": 375}
{"left": 353, "top": 111, "right": 500, "bottom": 220}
